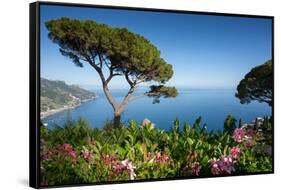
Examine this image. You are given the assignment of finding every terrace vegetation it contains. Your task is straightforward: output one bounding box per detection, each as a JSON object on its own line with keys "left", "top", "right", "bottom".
{"left": 40, "top": 116, "right": 272, "bottom": 186}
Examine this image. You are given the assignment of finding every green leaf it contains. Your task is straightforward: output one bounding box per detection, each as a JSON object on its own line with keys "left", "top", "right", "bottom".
{"left": 223, "top": 145, "right": 229, "bottom": 155}
{"left": 186, "top": 137, "right": 194, "bottom": 146}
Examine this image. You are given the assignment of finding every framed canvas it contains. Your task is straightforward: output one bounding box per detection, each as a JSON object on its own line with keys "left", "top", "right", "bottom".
{"left": 29, "top": 1, "right": 274, "bottom": 188}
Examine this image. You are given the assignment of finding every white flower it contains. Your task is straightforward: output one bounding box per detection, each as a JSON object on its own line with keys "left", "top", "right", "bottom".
{"left": 121, "top": 159, "right": 136, "bottom": 180}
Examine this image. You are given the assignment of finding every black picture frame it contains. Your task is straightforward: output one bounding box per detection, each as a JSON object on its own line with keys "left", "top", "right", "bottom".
{"left": 30, "top": 1, "right": 274, "bottom": 189}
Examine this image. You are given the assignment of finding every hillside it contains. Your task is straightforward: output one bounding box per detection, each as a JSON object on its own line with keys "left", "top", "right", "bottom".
{"left": 40, "top": 78, "right": 96, "bottom": 117}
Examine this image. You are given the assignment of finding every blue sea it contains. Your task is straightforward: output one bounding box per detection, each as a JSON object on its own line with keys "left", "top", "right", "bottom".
{"left": 42, "top": 88, "right": 271, "bottom": 131}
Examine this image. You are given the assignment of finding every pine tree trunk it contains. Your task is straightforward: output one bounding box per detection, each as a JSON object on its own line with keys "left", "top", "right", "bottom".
{"left": 113, "top": 111, "right": 121, "bottom": 128}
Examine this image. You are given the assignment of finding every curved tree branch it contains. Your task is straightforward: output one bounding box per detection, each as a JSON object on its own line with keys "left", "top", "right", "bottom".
{"left": 124, "top": 72, "right": 134, "bottom": 87}
{"left": 117, "top": 86, "right": 135, "bottom": 114}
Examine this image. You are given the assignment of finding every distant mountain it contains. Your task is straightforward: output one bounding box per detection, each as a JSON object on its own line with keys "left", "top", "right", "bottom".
{"left": 40, "top": 78, "right": 96, "bottom": 115}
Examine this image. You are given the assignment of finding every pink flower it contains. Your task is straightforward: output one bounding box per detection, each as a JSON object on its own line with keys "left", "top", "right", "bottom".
{"left": 60, "top": 143, "right": 73, "bottom": 151}
{"left": 41, "top": 149, "right": 55, "bottom": 161}
{"left": 47, "top": 149, "right": 54, "bottom": 157}
{"left": 230, "top": 147, "right": 240, "bottom": 159}
{"left": 57, "top": 144, "right": 76, "bottom": 160}
{"left": 232, "top": 128, "right": 246, "bottom": 142}
{"left": 191, "top": 162, "right": 201, "bottom": 176}
{"left": 41, "top": 154, "right": 49, "bottom": 161}
{"left": 209, "top": 157, "right": 217, "bottom": 165}
{"left": 113, "top": 159, "right": 136, "bottom": 180}
{"left": 156, "top": 153, "right": 161, "bottom": 160}
{"left": 162, "top": 153, "right": 169, "bottom": 162}
{"left": 218, "top": 155, "right": 235, "bottom": 174}
{"left": 121, "top": 159, "right": 136, "bottom": 180}
{"left": 211, "top": 164, "right": 221, "bottom": 175}
{"left": 145, "top": 152, "right": 170, "bottom": 164}
{"left": 209, "top": 158, "right": 221, "bottom": 175}
{"left": 145, "top": 153, "right": 154, "bottom": 160}
{"left": 68, "top": 150, "right": 77, "bottom": 159}
{"left": 81, "top": 150, "right": 90, "bottom": 161}
{"left": 102, "top": 154, "right": 116, "bottom": 164}
{"left": 209, "top": 156, "right": 235, "bottom": 175}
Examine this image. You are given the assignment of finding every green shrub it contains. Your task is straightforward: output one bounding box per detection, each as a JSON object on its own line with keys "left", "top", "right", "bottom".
{"left": 40, "top": 116, "right": 273, "bottom": 186}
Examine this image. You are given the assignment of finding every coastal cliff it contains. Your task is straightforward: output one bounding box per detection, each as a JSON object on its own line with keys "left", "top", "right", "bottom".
{"left": 40, "top": 78, "right": 96, "bottom": 118}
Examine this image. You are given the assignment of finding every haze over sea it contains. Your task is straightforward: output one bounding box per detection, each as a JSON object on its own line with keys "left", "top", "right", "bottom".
{"left": 42, "top": 88, "right": 271, "bottom": 131}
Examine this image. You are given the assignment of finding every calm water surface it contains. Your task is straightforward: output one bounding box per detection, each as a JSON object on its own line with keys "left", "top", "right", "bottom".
{"left": 42, "top": 89, "right": 271, "bottom": 131}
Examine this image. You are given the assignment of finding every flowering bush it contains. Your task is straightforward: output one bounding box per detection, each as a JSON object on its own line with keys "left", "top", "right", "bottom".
{"left": 209, "top": 155, "right": 235, "bottom": 175}
{"left": 145, "top": 152, "right": 169, "bottom": 163}
{"left": 81, "top": 150, "right": 90, "bottom": 161}
{"left": 191, "top": 162, "right": 201, "bottom": 176}
{"left": 112, "top": 159, "right": 136, "bottom": 180}
{"left": 232, "top": 128, "right": 246, "bottom": 142}
{"left": 40, "top": 116, "right": 272, "bottom": 186}
{"left": 230, "top": 147, "right": 240, "bottom": 159}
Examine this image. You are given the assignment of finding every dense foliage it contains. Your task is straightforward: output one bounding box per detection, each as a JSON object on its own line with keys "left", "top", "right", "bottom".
{"left": 146, "top": 85, "right": 179, "bottom": 104}
{"left": 236, "top": 60, "right": 272, "bottom": 106}
{"left": 40, "top": 116, "right": 272, "bottom": 186}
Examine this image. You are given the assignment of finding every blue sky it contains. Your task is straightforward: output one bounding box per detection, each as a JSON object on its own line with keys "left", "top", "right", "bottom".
{"left": 40, "top": 5, "right": 272, "bottom": 90}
